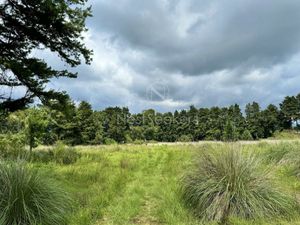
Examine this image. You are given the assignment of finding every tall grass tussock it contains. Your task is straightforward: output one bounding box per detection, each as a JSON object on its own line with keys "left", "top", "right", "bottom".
{"left": 181, "top": 145, "right": 298, "bottom": 224}
{"left": 0, "top": 161, "right": 71, "bottom": 225}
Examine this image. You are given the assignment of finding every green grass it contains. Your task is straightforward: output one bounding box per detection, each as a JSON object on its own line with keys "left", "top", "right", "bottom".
{"left": 27, "top": 142, "right": 300, "bottom": 225}
{"left": 181, "top": 145, "right": 298, "bottom": 224}
{"left": 0, "top": 161, "right": 71, "bottom": 225}
{"left": 269, "top": 130, "right": 300, "bottom": 140}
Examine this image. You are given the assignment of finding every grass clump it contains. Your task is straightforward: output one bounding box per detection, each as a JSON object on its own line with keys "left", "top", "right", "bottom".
{"left": 181, "top": 146, "right": 298, "bottom": 224}
{"left": 0, "top": 161, "right": 71, "bottom": 225}
{"left": 52, "top": 142, "right": 80, "bottom": 165}
{"left": 30, "top": 142, "right": 80, "bottom": 165}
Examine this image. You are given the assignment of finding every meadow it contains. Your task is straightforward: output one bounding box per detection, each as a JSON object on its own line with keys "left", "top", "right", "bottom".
{"left": 25, "top": 141, "right": 300, "bottom": 225}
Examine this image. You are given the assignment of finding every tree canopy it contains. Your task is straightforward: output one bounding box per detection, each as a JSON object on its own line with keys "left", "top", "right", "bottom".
{"left": 2, "top": 92, "right": 300, "bottom": 147}
{"left": 0, "top": 0, "right": 92, "bottom": 112}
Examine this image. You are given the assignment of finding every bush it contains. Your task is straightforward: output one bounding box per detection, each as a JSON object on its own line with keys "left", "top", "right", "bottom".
{"left": 0, "top": 134, "right": 27, "bottom": 159}
{"left": 177, "top": 134, "right": 193, "bottom": 142}
{"left": 181, "top": 146, "right": 298, "bottom": 224}
{"left": 0, "top": 161, "right": 71, "bottom": 225}
{"left": 103, "top": 138, "right": 117, "bottom": 145}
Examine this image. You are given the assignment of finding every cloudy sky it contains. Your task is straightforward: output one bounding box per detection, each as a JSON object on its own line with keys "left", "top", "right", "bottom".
{"left": 48, "top": 0, "right": 300, "bottom": 113}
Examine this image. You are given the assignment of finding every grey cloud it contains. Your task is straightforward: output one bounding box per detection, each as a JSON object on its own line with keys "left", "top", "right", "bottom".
{"left": 90, "top": 0, "right": 300, "bottom": 75}
{"left": 43, "top": 0, "right": 300, "bottom": 112}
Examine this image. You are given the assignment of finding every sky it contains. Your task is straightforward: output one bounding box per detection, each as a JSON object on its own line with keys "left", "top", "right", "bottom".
{"left": 48, "top": 0, "right": 300, "bottom": 113}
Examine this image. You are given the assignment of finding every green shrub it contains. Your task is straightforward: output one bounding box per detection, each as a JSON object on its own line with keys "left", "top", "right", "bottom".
{"left": 0, "top": 161, "right": 71, "bottom": 225}
{"left": 52, "top": 142, "right": 80, "bottom": 165}
{"left": 0, "top": 134, "right": 27, "bottom": 159}
{"left": 103, "top": 137, "right": 117, "bottom": 145}
{"left": 125, "top": 133, "right": 133, "bottom": 143}
{"left": 177, "top": 134, "right": 193, "bottom": 142}
{"left": 181, "top": 146, "right": 298, "bottom": 224}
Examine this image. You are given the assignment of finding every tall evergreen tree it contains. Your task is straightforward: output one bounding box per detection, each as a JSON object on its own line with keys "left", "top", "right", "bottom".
{"left": 280, "top": 96, "right": 300, "bottom": 128}
{"left": 0, "top": 0, "right": 92, "bottom": 111}
{"left": 245, "top": 102, "right": 263, "bottom": 139}
{"left": 76, "top": 101, "right": 94, "bottom": 144}
{"left": 261, "top": 104, "right": 281, "bottom": 137}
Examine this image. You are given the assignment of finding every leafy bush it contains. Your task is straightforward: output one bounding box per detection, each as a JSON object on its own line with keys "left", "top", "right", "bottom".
{"left": 103, "top": 137, "right": 117, "bottom": 145}
{"left": 177, "top": 134, "right": 193, "bottom": 142}
{"left": 0, "top": 134, "right": 27, "bottom": 159}
{"left": 0, "top": 161, "right": 71, "bottom": 225}
{"left": 181, "top": 146, "right": 298, "bottom": 224}
{"left": 125, "top": 133, "right": 133, "bottom": 143}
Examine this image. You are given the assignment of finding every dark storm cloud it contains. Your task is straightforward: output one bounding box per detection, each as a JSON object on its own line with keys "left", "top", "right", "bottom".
{"left": 45, "top": 0, "right": 300, "bottom": 112}
{"left": 90, "top": 0, "right": 300, "bottom": 75}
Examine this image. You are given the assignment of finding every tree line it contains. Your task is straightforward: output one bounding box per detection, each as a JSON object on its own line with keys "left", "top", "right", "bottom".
{"left": 1, "top": 93, "right": 300, "bottom": 146}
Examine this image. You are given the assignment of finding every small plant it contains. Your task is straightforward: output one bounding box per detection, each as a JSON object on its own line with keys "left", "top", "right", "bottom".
{"left": 0, "top": 161, "right": 71, "bottom": 225}
{"left": 181, "top": 146, "right": 298, "bottom": 224}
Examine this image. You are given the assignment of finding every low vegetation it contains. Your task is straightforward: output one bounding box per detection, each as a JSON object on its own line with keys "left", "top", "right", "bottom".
{"left": 0, "top": 142, "right": 298, "bottom": 224}
{"left": 0, "top": 161, "right": 71, "bottom": 225}
{"left": 181, "top": 145, "right": 298, "bottom": 224}
{"left": 1, "top": 140, "right": 300, "bottom": 224}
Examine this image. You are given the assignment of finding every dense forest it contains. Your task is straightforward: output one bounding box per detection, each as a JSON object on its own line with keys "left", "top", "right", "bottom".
{"left": 1, "top": 92, "right": 300, "bottom": 146}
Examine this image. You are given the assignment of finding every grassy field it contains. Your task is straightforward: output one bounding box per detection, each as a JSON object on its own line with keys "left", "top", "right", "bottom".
{"left": 32, "top": 141, "right": 300, "bottom": 225}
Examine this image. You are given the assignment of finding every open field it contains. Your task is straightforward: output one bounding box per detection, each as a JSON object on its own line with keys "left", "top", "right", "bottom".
{"left": 29, "top": 141, "right": 300, "bottom": 225}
